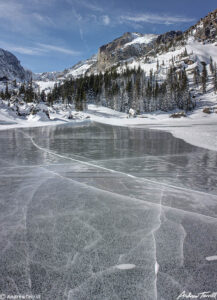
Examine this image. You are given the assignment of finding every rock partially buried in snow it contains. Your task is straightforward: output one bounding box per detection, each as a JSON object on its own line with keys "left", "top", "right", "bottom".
{"left": 115, "top": 264, "right": 136, "bottom": 270}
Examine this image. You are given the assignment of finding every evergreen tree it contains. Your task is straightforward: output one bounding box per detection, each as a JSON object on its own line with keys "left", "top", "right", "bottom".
{"left": 213, "top": 63, "right": 217, "bottom": 93}
{"left": 47, "top": 93, "right": 53, "bottom": 106}
{"left": 0, "top": 90, "right": 5, "bottom": 100}
{"left": 193, "top": 66, "right": 200, "bottom": 86}
{"left": 5, "top": 82, "right": 11, "bottom": 99}
{"left": 13, "top": 79, "right": 17, "bottom": 88}
{"left": 19, "top": 84, "right": 26, "bottom": 95}
{"left": 183, "top": 48, "right": 188, "bottom": 57}
{"left": 24, "top": 78, "right": 34, "bottom": 103}
{"left": 201, "top": 64, "right": 207, "bottom": 94}
{"left": 210, "top": 56, "right": 214, "bottom": 74}
{"left": 40, "top": 90, "right": 46, "bottom": 102}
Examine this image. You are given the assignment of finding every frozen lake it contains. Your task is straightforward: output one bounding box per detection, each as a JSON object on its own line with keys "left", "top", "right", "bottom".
{"left": 0, "top": 122, "right": 217, "bottom": 300}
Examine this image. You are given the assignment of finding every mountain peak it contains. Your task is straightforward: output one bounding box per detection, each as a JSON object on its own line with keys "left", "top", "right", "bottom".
{"left": 0, "top": 48, "right": 31, "bottom": 81}
{"left": 97, "top": 32, "right": 159, "bottom": 71}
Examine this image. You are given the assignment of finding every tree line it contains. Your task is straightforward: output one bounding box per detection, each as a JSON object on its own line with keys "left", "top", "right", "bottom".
{"left": 46, "top": 65, "right": 196, "bottom": 112}
{"left": 1, "top": 56, "right": 217, "bottom": 113}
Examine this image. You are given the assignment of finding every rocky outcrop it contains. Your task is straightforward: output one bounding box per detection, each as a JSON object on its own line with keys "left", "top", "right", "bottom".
{"left": 0, "top": 49, "right": 31, "bottom": 81}
{"left": 186, "top": 8, "right": 217, "bottom": 43}
{"left": 33, "top": 8, "right": 217, "bottom": 84}
{"left": 95, "top": 31, "right": 184, "bottom": 71}
{"left": 96, "top": 32, "right": 158, "bottom": 71}
{"left": 155, "top": 31, "right": 182, "bottom": 46}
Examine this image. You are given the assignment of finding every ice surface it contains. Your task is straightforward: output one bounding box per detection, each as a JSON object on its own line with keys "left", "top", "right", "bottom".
{"left": 0, "top": 122, "right": 217, "bottom": 300}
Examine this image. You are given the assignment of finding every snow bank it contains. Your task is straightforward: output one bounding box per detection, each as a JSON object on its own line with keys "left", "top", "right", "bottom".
{"left": 0, "top": 100, "right": 91, "bottom": 131}
{"left": 1, "top": 92, "right": 217, "bottom": 152}
{"left": 35, "top": 81, "right": 57, "bottom": 92}
{"left": 85, "top": 99, "right": 217, "bottom": 152}
{"left": 186, "top": 38, "right": 217, "bottom": 65}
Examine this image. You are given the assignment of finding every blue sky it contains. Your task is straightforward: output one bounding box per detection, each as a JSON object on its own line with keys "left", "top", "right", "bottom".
{"left": 0, "top": 0, "right": 216, "bottom": 73}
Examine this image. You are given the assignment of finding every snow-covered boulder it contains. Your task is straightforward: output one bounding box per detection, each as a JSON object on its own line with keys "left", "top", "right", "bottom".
{"left": 128, "top": 108, "right": 137, "bottom": 118}
{"left": 65, "top": 110, "right": 74, "bottom": 119}
{"left": 29, "top": 103, "right": 50, "bottom": 120}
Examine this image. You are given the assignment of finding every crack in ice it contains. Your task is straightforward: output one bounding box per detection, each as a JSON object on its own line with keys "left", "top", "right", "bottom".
{"left": 20, "top": 130, "right": 217, "bottom": 199}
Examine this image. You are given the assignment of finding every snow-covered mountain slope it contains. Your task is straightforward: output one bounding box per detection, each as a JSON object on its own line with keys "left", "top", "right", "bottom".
{"left": 94, "top": 32, "right": 159, "bottom": 71}
{"left": 124, "top": 34, "right": 158, "bottom": 47}
{"left": 185, "top": 8, "right": 217, "bottom": 43}
{"left": 0, "top": 49, "right": 31, "bottom": 82}
{"left": 34, "top": 55, "right": 97, "bottom": 92}
{"left": 33, "top": 8, "right": 217, "bottom": 92}
{"left": 34, "top": 32, "right": 161, "bottom": 86}
{"left": 117, "top": 37, "right": 217, "bottom": 82}
{"left": 65, "top": 55, "right": 97, "bottom": 78}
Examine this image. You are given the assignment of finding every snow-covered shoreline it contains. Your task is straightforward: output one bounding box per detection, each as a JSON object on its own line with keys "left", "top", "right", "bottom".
{"left": 0, "top": 87, "right": 217, "bottom": 155}
{"left": 1, "top": 102, "right": 217, "bottom": 152}
{"left": 87, "top": 106, "right": 217, "bottom": 152}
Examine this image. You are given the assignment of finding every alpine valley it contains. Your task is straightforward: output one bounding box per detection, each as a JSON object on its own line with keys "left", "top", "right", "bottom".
{"left": 0, "top": 8, "right": 217, "bottom": 150}
{"left": 1, "top": 7, "right": 217, "bottom": 300}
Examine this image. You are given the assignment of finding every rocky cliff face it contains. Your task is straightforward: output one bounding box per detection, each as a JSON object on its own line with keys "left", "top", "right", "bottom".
{"left": 186, "top": 8, "right": 217, "bottom": 43}
{"left": 34, "top": 8, "right": 217, "bottom": 85}
{"left": 0, "top": 49, "right": 30, "bottom": 81}
{"left": 95, "top": 31, "right": 184, "bottom": 72}
{"left": 155, "top": 31, "right": 182, "bottom": 47}
{"left": 96, "top": 32, "right": 158, "bottom": 71}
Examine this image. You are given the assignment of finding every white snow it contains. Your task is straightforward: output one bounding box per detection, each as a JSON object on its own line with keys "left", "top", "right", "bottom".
{"left": 206, "top": 256, "right": 217, "bottom": 261}
{"left": 115, "top": 264, "right": 136, "bottom": 270}
{"left": 67, "top": 63, "right": 91, "bottom": 77}
{"left": 1, "top": 95, "right": 217, "bottom": 152}
{"left": 0, "top": 101, "right": 91, "bottom": 130}
{"left": 1, "top": 97, "right": 217, "bottom": 152}
{"left": 119, "top": 37, "right": 217, "bottom": 82}
{"left": 124, "top": 34, "right": 158, "bottom": 48}
{"left": 84, "top": 96, "right": 217, "bottom": 152}
{"left": 186, "top": 38, "right": 217, "bottom": 64}
{"left": 155, "top": 262, "right": 159, "bottom": 274}
{"left": 36, "top": 80, "right": 57, "bottom": 92}
{"left": 1, "top": 37, "right": 217, "bottom": 152}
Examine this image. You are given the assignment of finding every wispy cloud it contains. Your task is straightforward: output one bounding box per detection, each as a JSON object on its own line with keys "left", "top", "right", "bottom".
{"left": 102, "top": 15, "right": 110, "bottom": 26}
{"left": 66, "top": 0, "right": 103, "bottom": 12}
{"left": 32, "top": 13, "right": 55, "bottom": 26}
{"left": 1, "top": 42, "right": 81, "bottom": 56}
{"left": 37, "top": 43, "right": 81, "bottom": 55}
{"left": 0, "top": 0, "right": 56, "bottom": 34}
{"left": 120, "top": 13, "right": 195, "bottom": 25}
{"left": 0, "top": 42, "right": 43, "bottom": 55}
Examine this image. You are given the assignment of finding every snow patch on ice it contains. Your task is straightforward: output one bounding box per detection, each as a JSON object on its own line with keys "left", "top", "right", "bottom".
{"left": 155, "top": 262, "right": 159, "bottom": 274}
{"left": 115, "top": 264, "right": 136, "bottom": 270}
{"left": 206, "top": 256, "right": 217, "bottom": 261}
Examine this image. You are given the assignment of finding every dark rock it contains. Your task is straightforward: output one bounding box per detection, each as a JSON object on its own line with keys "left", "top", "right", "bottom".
{"left": 0, "top": 49, "right": 31, "bottom": 81}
